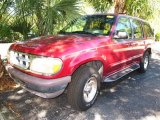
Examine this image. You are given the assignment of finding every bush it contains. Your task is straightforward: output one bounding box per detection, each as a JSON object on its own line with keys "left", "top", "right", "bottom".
{"left": 0, "top": 23, "right": 24, "bottom": 43}
{"left": 155, "top": 33, "right": 160, "bottom": 42}
{"left": 0, "top": 23, "right": 13, "bottom": 42}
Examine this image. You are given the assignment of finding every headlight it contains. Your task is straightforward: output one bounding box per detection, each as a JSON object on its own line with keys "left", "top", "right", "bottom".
{"left": 30, "top": 57, "right": 63, "bottom": 76}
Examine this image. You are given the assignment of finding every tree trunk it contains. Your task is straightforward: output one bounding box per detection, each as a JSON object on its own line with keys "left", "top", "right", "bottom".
{"left": 114, "top": 0, "right": 126, "bottom": 14}
{"left": 0, "top": 57, "right": 4, "bottom": 78}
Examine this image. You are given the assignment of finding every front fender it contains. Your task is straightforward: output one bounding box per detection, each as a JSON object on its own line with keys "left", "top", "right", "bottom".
{"left": 67, "top": 49, "right": 107, "bottom": 75}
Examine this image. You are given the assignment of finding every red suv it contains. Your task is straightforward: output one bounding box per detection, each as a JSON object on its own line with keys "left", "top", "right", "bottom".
{"left": 7, "top": 14, "right": 154, "bottom": 110}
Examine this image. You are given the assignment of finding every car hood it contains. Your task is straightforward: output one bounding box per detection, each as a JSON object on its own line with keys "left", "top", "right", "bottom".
{"left": 10, "top": 34, "right": 107, "bottom": 57}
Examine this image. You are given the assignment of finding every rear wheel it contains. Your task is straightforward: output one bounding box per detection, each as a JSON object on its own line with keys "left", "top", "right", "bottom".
{"left": 67, "top": 66, "right": 101, "bottom": 111}
{"left": 139, "top": 52, "right": 150, "bottom": 73}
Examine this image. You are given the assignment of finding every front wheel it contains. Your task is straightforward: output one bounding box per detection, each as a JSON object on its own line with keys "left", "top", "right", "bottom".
{"left": 139, "top": 52, "right": 150, "bottom": 73}
{"left": 67, "top": 66, "right": 101, "bottom": 111}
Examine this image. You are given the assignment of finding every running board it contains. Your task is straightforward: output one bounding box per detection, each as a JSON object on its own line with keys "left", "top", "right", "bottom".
{"left": 104, "top": 64, "right": 140, "bottom": 82}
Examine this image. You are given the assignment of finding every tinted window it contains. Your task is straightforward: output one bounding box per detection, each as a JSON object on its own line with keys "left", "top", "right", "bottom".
{"left": 132, "top": 19, "right": 143, "bottom": 39}
{"left": 115, "top": 17, "right": 132, "bottom": 39}
{"left": 144, "top": 23, "right": 154, "bottom": 37}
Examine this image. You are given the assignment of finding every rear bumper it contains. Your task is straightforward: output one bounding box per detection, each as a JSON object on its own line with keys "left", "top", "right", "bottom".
{"left": 6, "top": 64, "right": 71, "bottom": 98}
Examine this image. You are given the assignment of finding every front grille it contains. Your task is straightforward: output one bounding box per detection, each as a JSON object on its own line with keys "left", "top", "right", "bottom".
{"left": 9, "top": 51, "right": 30, "bottom": 69}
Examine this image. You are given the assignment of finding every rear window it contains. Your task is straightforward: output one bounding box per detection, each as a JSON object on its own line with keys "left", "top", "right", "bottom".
{"left": 132, "top": 19, "right": 143, "bottom": 39}
{"left": 143, "top": 23, "right": 154, "bottom": 37}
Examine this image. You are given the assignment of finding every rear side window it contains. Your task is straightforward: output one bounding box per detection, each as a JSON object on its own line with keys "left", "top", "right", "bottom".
{"left": 143, "top": 23, "right": 154, "bottom": 37}
{"left": 115, "top": 17, "right": 132, "bottom": 39}
{"left": 132, "top": 19, "right": 143, "bottom": 39}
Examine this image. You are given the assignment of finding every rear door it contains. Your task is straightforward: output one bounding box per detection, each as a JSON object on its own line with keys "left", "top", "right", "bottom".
{"left": 130, "top": 18, "right": 146, "bottom": 62}
{"left": 143, "top": 22, "right": 154, "bottom": 47}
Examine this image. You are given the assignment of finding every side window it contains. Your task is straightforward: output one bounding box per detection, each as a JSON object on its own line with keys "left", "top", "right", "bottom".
{"left": 115, "top": 17, "right": 132, "bottom": 39}
{"left": 132, "top": 19, "right": 143, "bottom": 39}
{"left": 144, "top": 23, "right": 154, "bottom": 37}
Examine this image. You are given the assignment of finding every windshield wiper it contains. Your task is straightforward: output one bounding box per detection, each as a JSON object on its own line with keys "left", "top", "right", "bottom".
{"left": 71, "top": 31, "right": 98, "bottom": 36}
{"left": 60, "top": 31, "right": 97, "bottom": 36}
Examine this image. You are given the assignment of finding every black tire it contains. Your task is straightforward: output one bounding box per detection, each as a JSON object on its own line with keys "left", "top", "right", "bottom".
{"left": 139, "top": 52, "right": 150, "bottom": 73}
{"left": 67, "top": 66, "right": 101, "bottom": 111}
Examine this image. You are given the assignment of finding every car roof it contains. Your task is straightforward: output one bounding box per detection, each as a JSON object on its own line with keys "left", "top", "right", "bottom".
{"left": 86, "top": 13, "right": 148, "bottom": 23}
{"left": 118, "top": 14, "right": 147, "bottom": 23}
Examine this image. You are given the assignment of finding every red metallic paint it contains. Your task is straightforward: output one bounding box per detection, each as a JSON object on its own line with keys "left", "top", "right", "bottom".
{"left": 9, "top": 14, "right": 154, "bottom": 80}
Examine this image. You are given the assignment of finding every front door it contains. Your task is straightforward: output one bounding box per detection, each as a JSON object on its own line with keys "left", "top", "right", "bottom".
{"left": 106, "top": 16, "right": 134, "bottom": 75}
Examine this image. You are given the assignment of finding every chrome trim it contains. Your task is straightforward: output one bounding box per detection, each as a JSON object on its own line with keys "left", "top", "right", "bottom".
{"left": 9, "top": 51, "right": 31, "bottom": 69}
{"left": 83, "top": 77, "right": 97, "bottom": 102}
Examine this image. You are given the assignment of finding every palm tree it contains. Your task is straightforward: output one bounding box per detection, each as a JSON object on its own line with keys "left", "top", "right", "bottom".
{"left": 14, "top": 0, "right": 81, "bottom": 36}
{"left": 86, "top": 0, "right": 152, "bottom": 19}
{"left": 0, "top": 0, "right": 13, "bottom": 19}
{"left": 1, "top": 0, "right": 82, "bottom": 41}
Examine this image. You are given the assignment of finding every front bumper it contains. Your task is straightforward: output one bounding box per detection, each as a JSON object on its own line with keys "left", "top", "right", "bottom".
{"left": 6, "top": 64, "right": 71, "bottom": 98}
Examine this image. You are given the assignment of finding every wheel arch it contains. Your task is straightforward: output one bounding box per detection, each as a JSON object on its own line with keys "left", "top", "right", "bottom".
{"left": 71, "top": 60, "right": 104, "bottom": 78}
{"left": 145, "top": 47, "right": 151, "bottom": 55}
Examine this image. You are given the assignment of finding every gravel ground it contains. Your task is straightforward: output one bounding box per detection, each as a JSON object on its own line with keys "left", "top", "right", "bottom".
{"left": 0, "top": 54, "right": 160, "bottom": 120}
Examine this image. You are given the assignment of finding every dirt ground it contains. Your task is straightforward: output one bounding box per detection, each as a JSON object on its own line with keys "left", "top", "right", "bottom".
{"left": 0, "top": 56, "right": 18, "bottom": 93}
{"left": 0, "top": 73, "right": 18, "bottom": 93}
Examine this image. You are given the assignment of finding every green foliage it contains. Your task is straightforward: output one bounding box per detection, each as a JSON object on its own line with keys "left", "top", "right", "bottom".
{"left": 13, "top": 0, "right": 81, "bottom": 36}
{"left": 156, "top": 33, "right": 160, "bottom": 41}
{"left": 125, "top": 0, "right": 152, "bottom": 19}
{"left": 0, "top": 22, "right": 12, "bottom": 42}
{"left": 0, "top": 0, "right": 13, "bottom": 15}
{"left": 10, "top": 18, "right": 32, "bottom": 39}
{"left": 86, "top": 0, "right": 153, "bottom": 19}
{"left": 148, "top": 0, "right": 160, "bottom": 33}
{"left": 0, "top": 22, "right": 23, "bottom": 42}
{"left": 12, "top": 32, "right": 23, "bottom": 41}
{"left": 85, "top": 0, "right": 112, "bottom": 12}
{"left": 0, "top": 0, "right": 82, "bottom": 42}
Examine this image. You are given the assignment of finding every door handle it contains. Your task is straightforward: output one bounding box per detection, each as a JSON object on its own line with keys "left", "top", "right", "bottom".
{"left": 130, "top": 43, "right": 138, "bottom": 46}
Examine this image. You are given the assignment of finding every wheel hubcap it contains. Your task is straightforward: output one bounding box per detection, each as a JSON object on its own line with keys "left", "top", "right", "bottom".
{"left": 144, "top": 56, "right": 149, "bottom": 69}
{"left": 83, "top": 77, "right": 97, "bottom": 103}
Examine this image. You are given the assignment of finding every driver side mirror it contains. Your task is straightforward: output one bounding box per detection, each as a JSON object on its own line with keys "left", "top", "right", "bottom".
{"left": 113, "top": 31, "right": 128, "bottom": 39}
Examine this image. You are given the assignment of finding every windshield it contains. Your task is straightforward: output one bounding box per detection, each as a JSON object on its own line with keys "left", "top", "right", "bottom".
{"left": 60, "top": 15, "right": 115, "bottom": 36}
